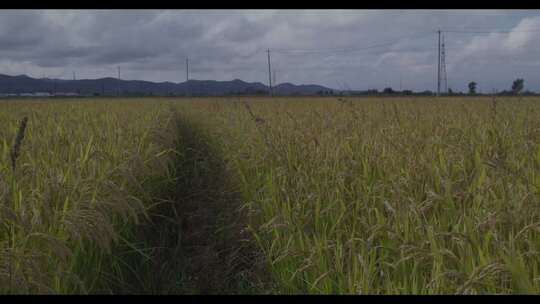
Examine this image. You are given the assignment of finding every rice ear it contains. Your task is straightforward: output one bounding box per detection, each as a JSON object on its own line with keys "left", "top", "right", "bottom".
{"left": 27, "top": 233, "right": 73, "bottom": 265}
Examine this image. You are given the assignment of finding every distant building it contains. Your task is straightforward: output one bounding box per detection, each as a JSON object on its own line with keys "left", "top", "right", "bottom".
{"left": 34, "top": 92, "right": 51, "bottom": 97}
{"left": 0, "top": 92, "right": 81, "bottom": 97}
{"left": 53, "top": 92, "right": 79, "bottom": 97}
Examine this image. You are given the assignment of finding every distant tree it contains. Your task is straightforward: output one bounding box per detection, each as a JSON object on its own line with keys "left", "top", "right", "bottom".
{"left": 403, "top": 90, "right": 413, "bottom": 95}
{"left": 512, "top": 78, "right": 524, "bottom": 95}
{"left": 468, "top": 82, "right": 477, "bottom": 95}
{"left": 448, "top": 88, "right": 453, "bottom": 95}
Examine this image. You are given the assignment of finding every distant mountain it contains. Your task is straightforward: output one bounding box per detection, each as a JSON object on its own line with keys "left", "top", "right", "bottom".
{"left": 273, "top": 82, "right": 334, "bottom": 95}
{"left": 0, "top": 74, "right": 335, "bottom": 96}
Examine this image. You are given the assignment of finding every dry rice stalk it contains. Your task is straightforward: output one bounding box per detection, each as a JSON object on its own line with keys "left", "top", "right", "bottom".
{"left": 10, "top": 117, "right": 28, "bottom": 172}
{"left": 241, "top": 102, "right": 279, "bottom": 160}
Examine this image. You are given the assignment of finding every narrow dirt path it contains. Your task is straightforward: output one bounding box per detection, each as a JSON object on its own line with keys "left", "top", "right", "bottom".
{"left": 108, "top": 112, "right": 268, "bottom": 294}
{"left": 167, "top": 116, "right": 266, "bottom": 294}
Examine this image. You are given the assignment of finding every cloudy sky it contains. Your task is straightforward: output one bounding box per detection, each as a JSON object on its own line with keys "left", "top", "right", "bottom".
{"left": 1, "top": 9, "right": 540, "bottom": 92}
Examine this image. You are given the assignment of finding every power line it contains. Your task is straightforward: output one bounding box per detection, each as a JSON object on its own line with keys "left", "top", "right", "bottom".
{"left": 442, "top": 28, "right": 540, "bottom": 34}
{"left": 265, "top": 27, "right": 537, "bottom": 57}
{"left": 270, "top": 31, "right": 436, "bottom": 54}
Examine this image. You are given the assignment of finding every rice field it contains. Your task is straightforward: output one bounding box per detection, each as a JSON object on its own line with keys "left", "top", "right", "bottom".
{"left": 1, "top": 96, "right": 540, "bottom": 294}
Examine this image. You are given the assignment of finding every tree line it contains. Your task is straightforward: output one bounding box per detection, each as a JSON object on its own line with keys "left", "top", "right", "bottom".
{"left": 322, "top": 78, "right": 535, "bottom": 97}
{"left": 465, "top": 78, "right": 528, "bottom": 96}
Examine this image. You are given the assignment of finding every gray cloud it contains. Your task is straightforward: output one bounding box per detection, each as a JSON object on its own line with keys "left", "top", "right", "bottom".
{"left": 0, "top": 10, "right": 539, "bottom": 92}
{"left": 0, "top": 11, "right": 50, "bottom": 50}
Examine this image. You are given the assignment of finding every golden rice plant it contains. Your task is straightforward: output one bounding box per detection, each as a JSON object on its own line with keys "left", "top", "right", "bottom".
{"left": 2, "top": 96, "right": 540, "bottom": 294}
{"left": 0, "top": 98, "right": 179, "bottom": 293}
{"left": 168, "top": 96, "right": 540, "bottom": 294}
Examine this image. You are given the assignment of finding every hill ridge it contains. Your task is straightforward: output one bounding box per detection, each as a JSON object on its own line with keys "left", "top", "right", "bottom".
{"left": 0, "top": 73, "right": 335, "bottom": 96}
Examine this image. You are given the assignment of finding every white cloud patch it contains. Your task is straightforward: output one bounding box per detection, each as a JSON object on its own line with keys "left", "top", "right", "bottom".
{"left": 454, "top": 16, "right": 540, "bottom": 62}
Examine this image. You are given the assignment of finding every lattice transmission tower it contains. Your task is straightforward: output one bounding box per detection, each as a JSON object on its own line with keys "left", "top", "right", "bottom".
{"left": 440, "top": 33, "right": 448, "bottom": 94}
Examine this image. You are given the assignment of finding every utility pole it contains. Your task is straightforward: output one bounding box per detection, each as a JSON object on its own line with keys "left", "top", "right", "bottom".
{"left": 73, "top": 71, "right": 77, "bottom": 95}
{"left": 186, "top": 57, "right": 189, "bottom": 97}
{"left": 267, "top": 49, "right": 273, "bottom": 96}
{"left": 117, "top": 66, "right": 121, "bottom": 96}
{"left": 437, "top": 29, "right": 441, "bottom": 96}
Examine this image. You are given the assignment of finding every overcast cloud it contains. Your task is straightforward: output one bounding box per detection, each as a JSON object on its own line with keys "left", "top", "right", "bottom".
{"left": 1, "top": 9, "right": 539, "bottom": 92}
